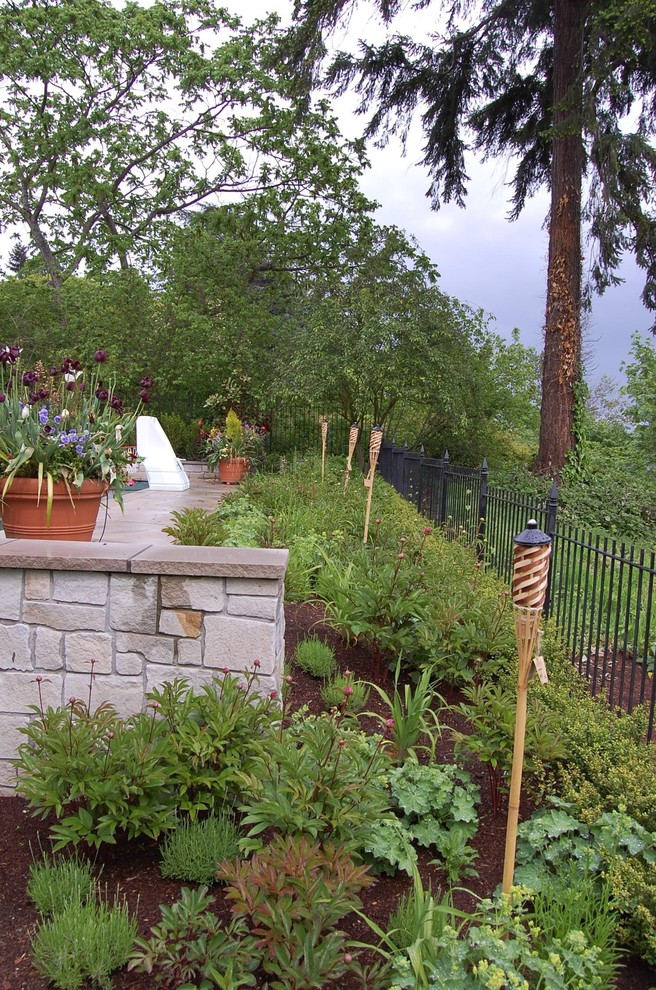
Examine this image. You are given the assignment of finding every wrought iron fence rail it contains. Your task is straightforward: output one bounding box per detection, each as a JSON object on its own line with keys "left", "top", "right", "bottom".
{"left": 378, "top": 440, "right": 656, "bottom": 738}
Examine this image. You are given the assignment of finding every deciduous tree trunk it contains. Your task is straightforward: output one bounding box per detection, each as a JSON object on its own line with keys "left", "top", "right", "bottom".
{"left": 537, "top": 0, "right": 585, "bottom": 478}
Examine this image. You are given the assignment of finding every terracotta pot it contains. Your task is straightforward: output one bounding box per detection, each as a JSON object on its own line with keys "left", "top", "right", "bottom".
{"left": 0, "top": 478, "right": 108, "bottom": 541}
{"left": 218, "top": 457, "right": 250, "bottom": 485}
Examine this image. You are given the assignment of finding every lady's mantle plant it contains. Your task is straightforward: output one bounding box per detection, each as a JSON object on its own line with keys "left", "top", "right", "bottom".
{"left": 0, "top": 345, "right": 149, "bottom": 511}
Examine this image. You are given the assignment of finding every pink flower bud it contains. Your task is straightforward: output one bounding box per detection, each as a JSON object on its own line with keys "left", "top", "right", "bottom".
{"left": 344, "top": 669, "right": 352, "bottom": 678}
{"left": 343, "top": 685, "right": 354, "bottom": 697}
{"left": 343, "top": 953, "right": 353, "bottom": 964}
{"left": 68, "top": 696, "right": 76, "bottom": 704}
{"left": 222, "top": 666, "right": 230, "bottom": 675}
{"left": 108, "top": 731, "right": 114, "bottom": 740}
{"left": 151, "top": 700, "right": 159, "bottom": 709}
{"left": 285, "top": 675, "right": 293, "bottom": 684}
{"left": 253, "top": 659, "right": 261, "bottom": 668}
{"left": 386, "top": 718, "right": 395, "bottom": 729}
{"left": 375, "top": 518, "right": 382, "bottom": 525}
{"left": 270, "top": 690, "right": 278, "bottom": 700}
{"left": 398, "top": 552, "right": 405, "bottom": 559}
{"left": 35, "top": 675, "right": 43, "bottom": 683}
{"left": 423, "top": 526, "right": 431, "bottom": 535}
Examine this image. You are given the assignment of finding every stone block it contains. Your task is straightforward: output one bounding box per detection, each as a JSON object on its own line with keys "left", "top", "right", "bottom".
{"left": 146, "top": 664, "right": 214, "bottom": 696}
{"left": 115, "top": 652, "right": 144, "bottom": 676}
{"left": 34, "top": 627, "right": 64, "bottom": 669}
{"left": 0, "top": 570, "right": 22, "bottom": 620}
{"left": 0, "top": 624, "right": 31, "bottom": 670}
{"left": 227, "top": 595, "right": 278, "bottom": 620}
{"left": 24, "top": 570, "right": 51, "bottom": 600}
{"left": 0, "top": 670, "right": 63, "bottom": 713}
{"left": 53, "top": 571, "right": 108, "bottom": 605}
{"left": 0, "top": 713, "right": 30, "bottom": 761}
{"left": 161, "top": 576, "right": 224, "bottom": 612}
{"left": 203, "top": 615, "right": 275, "bottom": 674}
{"left": 64, "top": 632, "right": 113, "bottom": 674}
{"left": 109, "top": 574, "right": 158, "bottom": 634}
{"left": 115, "top": 632, "right": 175, "bottom": 665}
{"left": 159, "top": 609, "right": 202, "bottom": 638}
{"left": 63, "top": 673, "right": 143, "bottom": 716}
{"left": 178, "top": 639, "right": 202, "bottom": 666}
{"left": 225, "top": 577, "right": 280, "bottom": 597}
{"left": 0, "top": 759, "right": 18, "bottom": 790}
{"left": 23, "top": 601, "right": 105, "bottom": 631}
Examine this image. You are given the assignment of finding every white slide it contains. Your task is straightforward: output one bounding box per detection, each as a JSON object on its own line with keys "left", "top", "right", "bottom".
{"left": 136, "top": 415, "right": 190, "bottom": 491}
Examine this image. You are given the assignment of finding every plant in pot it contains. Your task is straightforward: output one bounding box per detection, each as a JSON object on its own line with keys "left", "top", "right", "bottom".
{"left": 0, "top": 345, "right": 149, "bottom": 540}
{"left": 203, "top": 408, "right": 265, "bottom": 484}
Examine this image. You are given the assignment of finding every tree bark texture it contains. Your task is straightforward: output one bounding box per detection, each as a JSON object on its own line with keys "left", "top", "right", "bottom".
{"left": 537, "top": 0, "right": 585, "bottom": 478}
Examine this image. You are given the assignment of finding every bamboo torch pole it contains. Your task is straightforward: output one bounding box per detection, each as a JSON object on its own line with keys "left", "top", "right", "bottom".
{"left": 502, "top": 519, "right": 552, "bottom": 896}
{"left": 363, "top": 425, "right": 383, "bottom": 543}
{"left": 344, "top": 423, "right": 359, "bottom": 495}
{"left": 320, "top": 416, "right": 329, "bottom": 482}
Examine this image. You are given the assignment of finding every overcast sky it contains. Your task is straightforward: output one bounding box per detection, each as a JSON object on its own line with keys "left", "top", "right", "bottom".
{"left": 230, "top": 0, "right": 653, "bottom": 388}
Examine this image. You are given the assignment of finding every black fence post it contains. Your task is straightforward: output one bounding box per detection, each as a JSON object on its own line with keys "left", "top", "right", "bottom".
{"left": 476, "top": 457, "right": 488, "bottom": 562}
{"left": 439, "top": 449, "right": 450, "bottom": 525}
{"left": 544, "top": 482, "right": 559, "bottom": 618}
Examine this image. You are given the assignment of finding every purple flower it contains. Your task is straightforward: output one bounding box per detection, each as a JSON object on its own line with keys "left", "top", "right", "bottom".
{"left": 139, "top": 389, "right": 151, "bottom": 403}
{"left": 110, "top": 397, "right": 123, "bottom": 412}
{"left": 140, "top": 376, "right": 153, "bottom": 388}
{"left": 95, "top": 387, "right": 109, "bottom": 401}
{"left": 22, "top": 370, "right": 38, "bottom": 385}
{"left": 0, "top": 393, "right": 5, "bottom": 403}
{"left": 75, "top": 444, "right": 84, "bottom": 454}
{"left": 94, "top": 349, "right": 107, "bottom": 363}
{"left": 38, "top": 407, "right": 49, "bottom": 425}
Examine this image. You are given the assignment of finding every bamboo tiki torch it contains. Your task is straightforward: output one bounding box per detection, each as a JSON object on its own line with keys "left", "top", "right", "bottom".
{"left": 320, "top": 416, "right": 329, "bottom": 482}
{"left": 363, "top": 425, "right": 383, "bottom": 543}
{"left": 502, "top": 519, "right": 552, "bottom": 895}
{"left": 344, "top": 423, "right": 359, "bottom": 495}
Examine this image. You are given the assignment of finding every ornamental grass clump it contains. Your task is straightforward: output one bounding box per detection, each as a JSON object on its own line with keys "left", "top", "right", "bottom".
{"left": 0, "top": 345, "right": 149, "bottom": 511}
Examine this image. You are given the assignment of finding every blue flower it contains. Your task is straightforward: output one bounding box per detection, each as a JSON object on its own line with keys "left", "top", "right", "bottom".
{"left": 38, "top": 407, "right": 49, "bottom": 425}
{"left": 54, "top": 415, "right": 61, "bottom": 425}
{"left": 75, "top": 444, "right": 84, "bottom": 454}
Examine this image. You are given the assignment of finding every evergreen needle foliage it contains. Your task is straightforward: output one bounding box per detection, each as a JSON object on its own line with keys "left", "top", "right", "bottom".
{"left": 160, "top": 813, "right": 241, "bottom": 886}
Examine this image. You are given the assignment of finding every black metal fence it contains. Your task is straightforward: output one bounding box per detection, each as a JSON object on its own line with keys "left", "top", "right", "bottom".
{"left": 378, "top": 441, "right": 656, "bottom": 738}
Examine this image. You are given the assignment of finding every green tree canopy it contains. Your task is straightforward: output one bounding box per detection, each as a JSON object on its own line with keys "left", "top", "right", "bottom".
{"left": 0, "top": 0, "right": 367, "bottom": 283}
{"left": 283, "top": 0, "right": 656, "bottom": 477}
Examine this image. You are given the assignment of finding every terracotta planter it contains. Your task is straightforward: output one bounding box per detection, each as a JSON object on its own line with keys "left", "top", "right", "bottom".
{"left": 0, "top": 478, "right": 108, "bottom": 541}
{"left": 218, "top": 457, "right": 250, "bottom": 485}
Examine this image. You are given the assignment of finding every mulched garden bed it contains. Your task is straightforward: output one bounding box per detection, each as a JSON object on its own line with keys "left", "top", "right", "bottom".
{"left": 0, "top": 601, "right": 654, "bottom": 989}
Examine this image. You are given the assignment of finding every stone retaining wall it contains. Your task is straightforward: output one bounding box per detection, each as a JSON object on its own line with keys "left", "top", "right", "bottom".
{"left": 0, "top": 541, "right": 288, "bottom": 790}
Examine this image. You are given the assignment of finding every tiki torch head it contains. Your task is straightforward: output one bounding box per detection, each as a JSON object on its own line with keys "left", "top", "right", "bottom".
{"left": 369, "top": 424, "right": 383, "bottom": 461}
{"left": 512, "top": 520, "right": 552, "bottom": 609}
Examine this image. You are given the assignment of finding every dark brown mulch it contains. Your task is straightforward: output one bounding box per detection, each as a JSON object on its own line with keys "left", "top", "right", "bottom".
{"left": 0, "top": 601, "right": 654, "bottom": 989}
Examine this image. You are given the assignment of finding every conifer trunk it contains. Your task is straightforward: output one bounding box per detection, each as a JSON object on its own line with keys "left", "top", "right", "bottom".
{"left": 537, "top": 0, "right": 585, "bottom": 477}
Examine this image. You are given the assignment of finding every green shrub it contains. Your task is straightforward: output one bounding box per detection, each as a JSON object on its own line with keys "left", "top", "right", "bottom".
{"left": 159, "top": 813, "right": 241, "bottom": 885}
{"left": 238, "top": 711, "right": 392, "bottom": 854}
{"left": 160, "top": 411, "right": 200, "bottom": 459}
{"left": 27, "top": 854, "right": 96, "bottom": 918}
{"left": 32, "top": 898, "right": 137, "bottom": 990}
{"left": 218, "top": 834, "right": 372, "bottom": 988}
{"left": 293, "top": 635, "right": 337, "bottom": 678}
{"left": 162, "top": 507, "right": 227, "bottom": 546}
